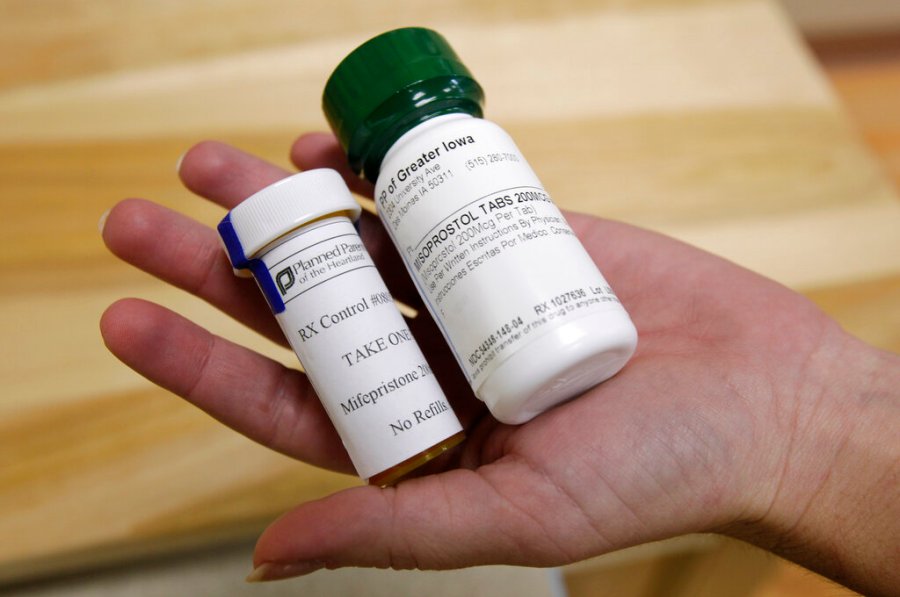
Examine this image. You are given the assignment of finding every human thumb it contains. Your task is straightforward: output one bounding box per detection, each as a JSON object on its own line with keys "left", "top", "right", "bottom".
{"left": 247, "top": 465, "right": 573, "bottom": 582}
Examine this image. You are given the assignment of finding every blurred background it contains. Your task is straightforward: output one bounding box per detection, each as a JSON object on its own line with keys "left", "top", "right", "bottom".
{"left": 1, "top": 0, "right": 898, "bottom": 595}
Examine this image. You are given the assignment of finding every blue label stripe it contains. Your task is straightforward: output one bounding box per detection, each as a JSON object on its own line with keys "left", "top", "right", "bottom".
{"left": 217, "top": 214, "right": 287, "bottom": 314}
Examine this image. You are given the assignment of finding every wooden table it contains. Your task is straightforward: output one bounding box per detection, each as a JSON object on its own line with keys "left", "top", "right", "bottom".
{"left": 1, "top": 0, "right": 898, "bottom": 589}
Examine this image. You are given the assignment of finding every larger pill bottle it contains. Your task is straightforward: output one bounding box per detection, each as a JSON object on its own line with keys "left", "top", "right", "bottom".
{"left": 323, "top": 28, "right": 638, "bottom": 424}
{"left": 218, "top": 169, "right": 464, "bottom": 486}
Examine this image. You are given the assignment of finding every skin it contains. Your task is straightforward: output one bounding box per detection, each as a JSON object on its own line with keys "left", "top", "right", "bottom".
{"left": 100, "top": 136, "right": 899, "bottom": 595}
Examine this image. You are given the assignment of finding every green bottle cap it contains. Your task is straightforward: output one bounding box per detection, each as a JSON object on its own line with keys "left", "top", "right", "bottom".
{"left": 323, "top": 27, "right": 484, "bottom": 182}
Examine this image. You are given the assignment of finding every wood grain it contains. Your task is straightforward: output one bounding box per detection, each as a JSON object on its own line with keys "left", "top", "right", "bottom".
{"left": 1, "top": 0, "right": 897, "bottom": 587}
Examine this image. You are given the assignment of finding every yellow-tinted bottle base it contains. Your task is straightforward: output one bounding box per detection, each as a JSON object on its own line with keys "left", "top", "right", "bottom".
{"left": 368, "top": 431, "right": 466, "bottom": 487}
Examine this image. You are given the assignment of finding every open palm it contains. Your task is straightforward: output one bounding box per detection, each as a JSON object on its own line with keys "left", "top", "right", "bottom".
{"left": 101, "top": 136, "right": 852, "bottom": 581}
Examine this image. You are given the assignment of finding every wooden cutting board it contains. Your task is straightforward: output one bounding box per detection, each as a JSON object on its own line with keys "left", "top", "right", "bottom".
{"left": 1, "top": 0, "right": 898, "bottom": 585}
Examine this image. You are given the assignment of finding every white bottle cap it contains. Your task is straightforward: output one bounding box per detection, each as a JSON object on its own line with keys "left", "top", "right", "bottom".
{"left": 218, "top": 168, "right": 363, "bottom": 313}
{"left": 221, "top": 168, "right": 362, "bottom": 260}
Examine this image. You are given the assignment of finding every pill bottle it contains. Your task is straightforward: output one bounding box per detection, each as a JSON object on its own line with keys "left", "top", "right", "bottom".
{"left": 323, "top": 28, "right": 638, "bottom": 424}
{"left": 218, "top": 169, "right": 464, "bottom": 486}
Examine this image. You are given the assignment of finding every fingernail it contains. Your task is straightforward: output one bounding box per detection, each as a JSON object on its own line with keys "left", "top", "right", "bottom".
{"left": 245, "top": 561, "right": 324, "bottom": 583}
{"left": 98, "top": 208, "right": 111, "bottom": 235}
{"left": 175, "top": 150, "right": 187, "bottom": 176}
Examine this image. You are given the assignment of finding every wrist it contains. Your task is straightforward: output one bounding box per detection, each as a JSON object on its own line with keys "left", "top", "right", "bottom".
{"left": 728, "top": 327, "right": 900, "bottom": 595}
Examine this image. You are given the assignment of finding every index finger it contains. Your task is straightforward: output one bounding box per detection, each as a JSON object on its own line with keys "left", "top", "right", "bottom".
{"left": 179, "top": 140, "right": 292, "bottom": 208}
{"left": 177, "top": 139, "right": 424, "bottom": 309}
{"left": 290, "top": 132, "right": 374, "bottom": 198}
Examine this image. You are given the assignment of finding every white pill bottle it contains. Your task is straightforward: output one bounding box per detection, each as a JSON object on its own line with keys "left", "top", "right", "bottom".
{"left": 323, "top": 28, "right": 638, "bottom": 424}
{"left": 218, "top": 170, "right": 464, "bottom": 486}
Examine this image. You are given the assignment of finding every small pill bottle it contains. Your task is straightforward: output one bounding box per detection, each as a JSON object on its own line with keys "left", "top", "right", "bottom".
{"left": 323, "top": 28, "right": 638, "bottom": 424}
{"left": 218, "top": 169, "right": 464, "bottom": 486}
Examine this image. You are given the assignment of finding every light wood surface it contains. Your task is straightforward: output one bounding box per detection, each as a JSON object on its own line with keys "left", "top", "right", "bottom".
{"left": 1, "top": 0, "right": 898, "bottom": 589}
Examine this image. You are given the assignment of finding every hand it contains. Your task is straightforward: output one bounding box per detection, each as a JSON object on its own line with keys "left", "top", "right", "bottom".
{"left": 100, "top": 137, "right": 899, "bottom": 594}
